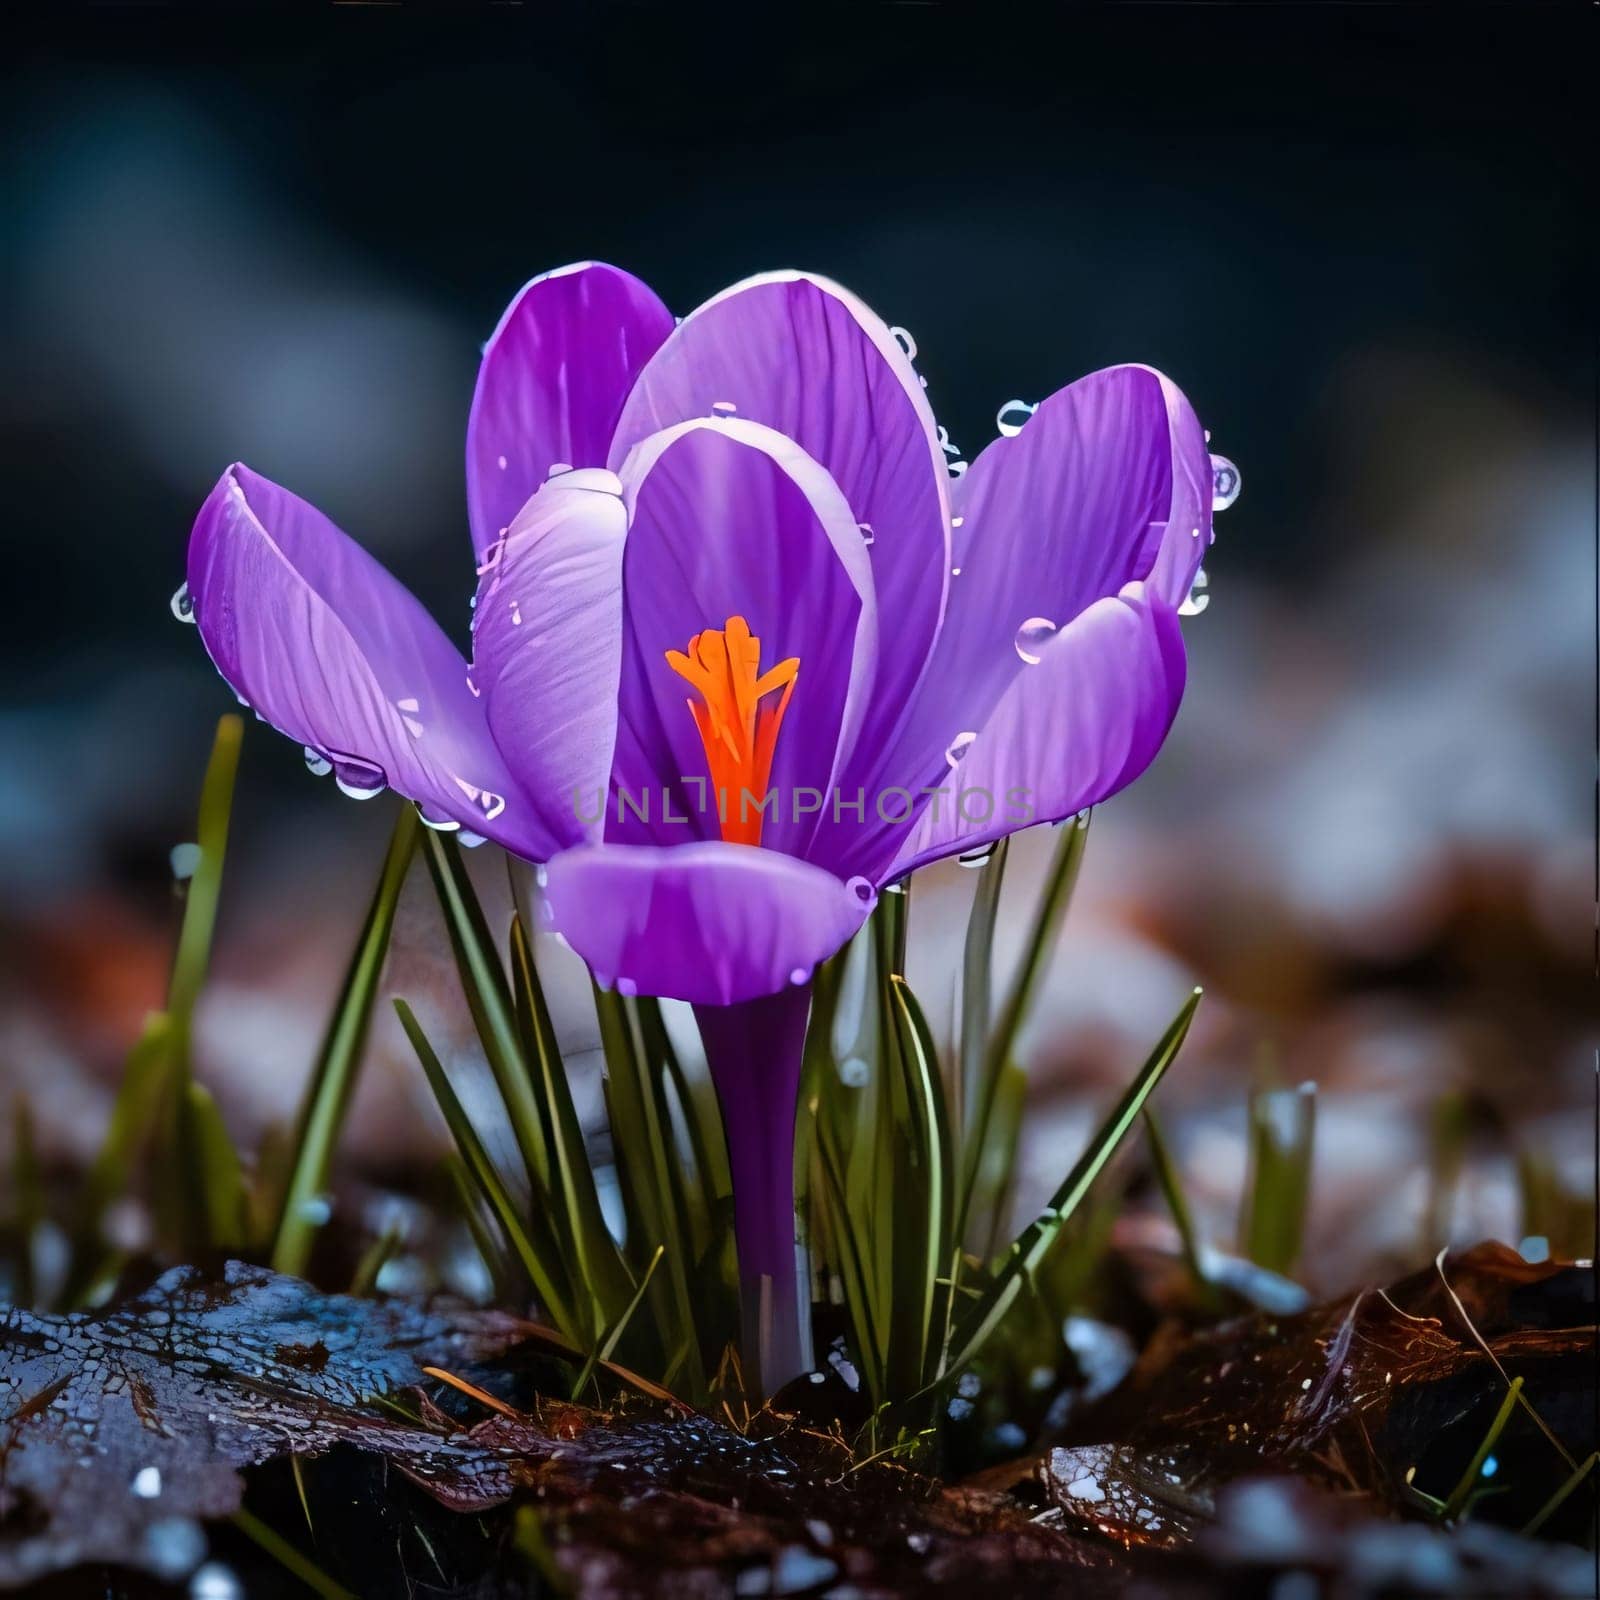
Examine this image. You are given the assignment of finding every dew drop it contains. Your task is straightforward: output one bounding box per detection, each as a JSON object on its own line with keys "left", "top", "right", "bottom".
{"left": 334, "top": 761, "right": 386, "bottom": 801}
{"left": 617, "top": 977, "right": 639, "bottom": 998}
{"left": 169, "top": 582, "right": 196, "bottom": 623}
{"left": 1210, "top": 453, "right": 1241, "bottom": 511}
{"left": 496, "top": 454, "right": 508, "bottom": 470}
{"left": 711, "top": 400, "right": 738, "bottom": 415}
{"left": 1013, "top": 615, "right": 1058, "bottom": 664}
{"left": 416, "top": 804, "right": 461, "bottom": 833}
{"left": 789, "top": 965, "right": 811, "bottom": 986}
{"left": 839, "top": 1056, "right": 869, "bottom": 1088}
{"left": 303, "top": 747, "right": 332, "bottom": 777}
{"left": 957, "top": 844, "right": 995, "bottom": 869}
{"left": 132, "top": 1466, "right": 162, "bottom": 1499}
{"left": 945, "top": 730, "right": 978, "bottom": 767}
{"left": 297, "top": 1194, "right": 333, "bottom": 1225}
{"left": 191, "top": 1563, "right": 244, "bottom": 1600}
{"left": 996, "top": 399, "right": 1037, "bottom": 437}
{"left": 466, "top": 673, "right": 480, "bottom": 698}
{"left": 1179, "top": 568, "right": 1210, "bottom": 616}
{"left": 947, "top": 459, "right": 968, "bottom": 479}
{"left": 458, "top": 830, "right": 487, "bottom": 849}
{"left": 951, "top": 566, "right": 962, "bottom": 577}
{"left": 857, "top": 522, "right": 875, "bottom": 546}
{"left": 534, "top": 864, "right": 549, "bottom": 888}
{"left": 169, "top": 843, "right": 202, "bottom": 881}
{"left": 846, "top": 875, "right": 876, "bottom": 907}
{"left": 510, "top": 601, "right": 523, "bottom": 626}
{"left": 888, "top": 325, "right": 917, "bottom": 361}
{"left": 547, "top": 462, "right": 573, "bottom": 477}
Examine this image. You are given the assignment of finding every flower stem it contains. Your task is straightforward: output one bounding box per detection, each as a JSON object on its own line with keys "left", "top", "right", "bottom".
{"left": 694, "top": 985, "right": 813, "bottom": 1397}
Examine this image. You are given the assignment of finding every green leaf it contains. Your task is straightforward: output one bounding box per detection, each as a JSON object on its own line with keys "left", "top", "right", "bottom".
{"left": 420, "top": 831, "right": 557, "bottom": 1218}
{"left": 1441, "top": 1376, "right": 1523, "bottom": 1522}
{"left": 1143, "top": 1105, "right": 1216, "bottom": 1305}
{"left": 270, "top": 805, "right": 420, "bottom": 1276}
{"left": 508, "top": 914, "right": 634, "bottom": 1331}
{"left": 568, "top": 1243, "right": 665, "bottom": 1401}
{"left": 1239, "top": 1081, "right": 1316, "bottom": 1275}
{"left": 1521, "top": 1450, "right": 1598, "bottom": 1537}
{"left": 956, "top": 816, "right": 1089, "bottom": 1246}
{"left": 957, "top": 838, "right": 1009, "bottom": 1137}
{"left": 185, "top": 1080, "right": 248, "bottom": 1252}
{"left": 232, "top": 1508, "right": 356, "bottom": 1600}
{"left": 940, "top": 987, "right": 1201, "bottom": 1381}
{"left": 166, "top": 714, "right": 244, "bottom": 1038}
{"left": 593, "top": 986, "right": 705, "bottom": 1392}
{"left": 394, "top": 998, "right": 578, "bottom": 1339}
{"left": 884, "top": 976, "right": 953, "bottom": 1394}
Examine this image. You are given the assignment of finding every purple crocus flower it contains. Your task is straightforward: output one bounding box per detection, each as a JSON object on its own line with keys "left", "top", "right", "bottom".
{"left": 181, "top": 264, "right": 1216, "bottom": 1390}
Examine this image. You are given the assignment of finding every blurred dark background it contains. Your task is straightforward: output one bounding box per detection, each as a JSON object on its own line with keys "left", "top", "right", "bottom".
{"left": 2, "top": 4, "right": 1592, "bottom": 1286}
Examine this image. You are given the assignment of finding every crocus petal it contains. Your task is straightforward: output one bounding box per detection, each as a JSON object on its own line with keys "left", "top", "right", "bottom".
{"left": 608, "top": 271, "right": 947, "bottom": 757}
{"left": 541, "top": 841, "right": 877, "bottom": 1006}
{"left": 466, "top": 262, "right": 674, "bottom": 558}
{"left": 608, "top": 417, "right": 876, "bottom": 857}
{"left": 834, "top": 364, "right": 1208, "bottom": 873}
{"left": 469, "top": 469, "right": 629, "bottom": 852}
{"left": 884, "top": 583, "right": 1186, "bottom": 877}
{"left": 187, "top": 464, "right": 555, "bottom": 858}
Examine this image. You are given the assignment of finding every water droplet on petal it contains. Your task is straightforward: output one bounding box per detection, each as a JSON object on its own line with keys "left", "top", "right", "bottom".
{"left": 1013, "top": 615, "right": 1058, "bottom": 664}
{"left": 947, "top": 459, "right": 968, "bottom": 479}
{"left": 996, "top": 399, "right": 1037, "bottom": 437}
{"left": 1210, "top": 453, "right": 1241, "bottom": 511}
{"left": 466, "top": 673, "right": 480, "bottom": 698}
{"left": 496, "top": 454, "right": 508, "bottom": 470}
{"left": 789, "top": 965, "right": 811, "bottom": 986}
{"left": 510, "top": 601, "right": 523, "bottom": 626}
{"left": 416, "top": 804, "right": 461, "bottom": 832}
{"left": 547, "top": 462, "right": 573, "bottom": 477}
{"left": 889, "top": 325, "right": 917, "bottom": 361}
{"left": 534, "top": 864, "right": 549, "bottom": 888}
{"left": 169, "top": 582, "right": 196, "bottom": 623}
{"left": 303, "top": 747, "right": 332, "bottom": 777}
{"left": 458, "top": 830, "right": 486, "bottom": 848}
{"left": 945, "top": 730, "right": 978, "bottom": 767}
{"left": 846, "top": 876, "right": 876, "bottom": 907}
{"left": 839, "top": 1056, "right": 869, "bottom": 1088}
{"left": 957, "top": 844, "right": 995, "bottom": 869}
{"left": 857, "top": 522, "right": 875, "bottom": 546}
{"left": 711, "top": 400, "right": 738, "bottom": 415}
{"left": 169, "top": 843, "right": 201, "bottom": 881}
{"left": 951, "top": 566, "right": 963, "bottom": 577}
{"left": 334, "top": 761, "right": 386, "bottom": 800}
{"left": 1179, "top": 568, "right": 1210, "bottom": 616}
{"left": 617, "top": 977, "right": 638, "bottom": 997}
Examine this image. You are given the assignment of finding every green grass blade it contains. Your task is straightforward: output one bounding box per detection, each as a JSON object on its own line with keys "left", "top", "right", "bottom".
{"left": 270, "top": 806, "right": 419, "bottom": 1276}
{"left": 810, "top": 1108, "right": 886, "bottom": 1401}
{"left": 231, "top": 1508, "right": 356, "bottom": 1600}
{"left": 956, "top": 815, "right": 1089, "bottom": 1245}
{"left": 508, "top": 914, "right": 633, "bottom": 1329}
{"left": 1239, "top": 1081, "right": 1316, "bottom": 1275}
{"left": 1521, "top": 1450, "right": 1598, "bottom": 1536}
{"left": 185, "top": 1081, "right": 247, "bottom": 1251}
{"left": 593, "top": 986, "right": 704, "bottom": 1391}
{"left": 569, "top": 1243, "right": 664, "bottom": 1401}
{"left": 167, "top": 714, "right": 244, "bottom": 1035}
{"left": 1441, "top": 1376, "right": 1523, "bottom": 1522}
{"left": 420, "top": 830, "right": 555, "bottom": 1210}
{"left": 348, "top": 1223, "right": 404, "bottom": 1297}
{"left": 942, "top": 987, "right": 1201, "bottom": 1381}
{"left": 885, "top": 976, "right": 953, "bottom": 1394}
{"left": 1143, "top": 1106, "right": 1214, "bottom": 1301}
{"left": 958, "top": 838, "right": 1009, "bottom": 1136}
{"left": 394, "top": 998, "right": 577, "bottom": 1338}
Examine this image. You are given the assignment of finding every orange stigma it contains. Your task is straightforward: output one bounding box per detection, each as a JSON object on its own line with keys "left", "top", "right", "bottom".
{"left": 666, "top": 615, "right": 798, "bottom": 846}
